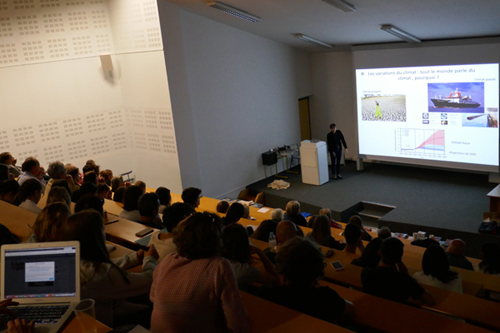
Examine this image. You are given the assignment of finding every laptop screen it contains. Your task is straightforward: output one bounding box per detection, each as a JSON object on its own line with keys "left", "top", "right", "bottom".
{"left": 3, "top": 245, "right": 77, "bottom": 300}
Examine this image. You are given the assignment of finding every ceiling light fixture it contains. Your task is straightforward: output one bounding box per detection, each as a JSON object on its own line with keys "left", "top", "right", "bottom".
{"left": 381, "top": 24, "right": 421, "bottom": 43}
{"left": 321, "top": 0, "right": 356, "bottom": 12}
{"left": 294, "top": 34, "right": 334, "bottom": 48}
{"left": 207, "top": 1, "right": 261, "bottom": 23}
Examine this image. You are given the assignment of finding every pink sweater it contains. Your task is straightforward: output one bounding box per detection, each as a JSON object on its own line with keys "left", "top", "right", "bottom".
{"left": 150, "top": 253, "right": 252, "bottom": 333}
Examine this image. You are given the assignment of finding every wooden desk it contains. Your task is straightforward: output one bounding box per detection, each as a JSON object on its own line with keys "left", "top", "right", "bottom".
{"left": 240, "top": 292, "right": 350, "bottom": 332}
{"left": 103, "top": 198, "right": 124, "bottom": 216}
{"left": 487, "top": 184, "right": 500, "bottom": 212}
{"left": 0, "top": 200, "right": 37, "bottom": 240}
{"left": 104, "top": 216, "right": 159, "bottom": 250}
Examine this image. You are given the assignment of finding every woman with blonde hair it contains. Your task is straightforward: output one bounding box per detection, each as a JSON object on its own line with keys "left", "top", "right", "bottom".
{"left": 307, "top": 215, "right": 346, "bottom": 250}
{"left": 32, "top": 202, "right": 71, "bottom": 242}
{"left": 284, "top": 200, "right": 307, "bottom": 227}
{"left": 46, "top": 186, "right": 71, "bottom": 207}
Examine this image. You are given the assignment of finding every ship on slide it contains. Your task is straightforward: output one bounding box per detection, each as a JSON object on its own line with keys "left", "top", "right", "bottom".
{"left": 431, "top": 88, "right": 481, "bottom": 108}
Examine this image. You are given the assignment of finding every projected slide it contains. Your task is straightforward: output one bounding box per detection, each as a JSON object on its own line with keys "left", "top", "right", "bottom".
{"left": 356, "top": 63, "right": 499, "bottom": 171}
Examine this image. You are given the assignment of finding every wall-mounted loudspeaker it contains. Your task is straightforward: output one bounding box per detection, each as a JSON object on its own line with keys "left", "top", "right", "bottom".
{"left": 100, "top": 54, "right": 113, "bottom": 72}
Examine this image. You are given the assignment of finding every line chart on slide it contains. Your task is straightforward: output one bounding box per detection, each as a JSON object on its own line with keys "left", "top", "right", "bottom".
{"left": 395, "top": 128, "right": 445, "bottom": 157}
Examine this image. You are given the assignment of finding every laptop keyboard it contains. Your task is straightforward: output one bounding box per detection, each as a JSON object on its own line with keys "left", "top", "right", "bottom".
{"left": 0, "top": 305, "right": 70, "bottom": 324}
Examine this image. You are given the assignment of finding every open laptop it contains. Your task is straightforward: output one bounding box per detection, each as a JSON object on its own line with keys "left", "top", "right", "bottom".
{"left": 1, "top": 241, "right": 80, "bottom": 333}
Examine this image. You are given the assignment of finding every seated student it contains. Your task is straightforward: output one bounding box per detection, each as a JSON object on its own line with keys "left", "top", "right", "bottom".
{"left": 60, "top": 210, "right": 158, "bottom": 328}
{"left": 150, "top": 212, "right": 251, "bottom": 333}
{"left": 351, "top": 238, "right": 382, "bottom": 268}
{"left": 75, "top": 194, "right": 105, "bottom": 216}
{"left": 156, "top": 187, "right": 171, "bottom": 214}
{"left": 17, "top": 179, "right": 43, "bottom": 214}
{"left": 181, "top": 187, "right": 202, "bottom": 214}
{"left": 348, "top": 215, "right": 373, "bottom": 241}
{"left": 257, "top": 237, "right": 355, "bottom": 325}
{"left": 250, "top": 219, "right": 278, "bottom": 242}
{"left": 283, "top": 200, "right": 307, "bottom": 227}
{"left": 216, "top": 200, "right": 229, "bottom": 214}
{"left": 446, "top": 239, "right": 474, "bottom": 271}
{"left": 66, "top": 165, "right": 82, "bottom": 186}
{"left": 119, "top": 185, "right": 143, "bottom": 222}
{"left": 135, "top": 180, "right": 146, "bottom": 193}
{"left": 138, "top": 193, "right": 163, "bottom": 229}
{"left": 221, "top": 224, "right": 279, "bottom": 292}
{"left": 475, "top": 242, "right": 500, "bottom": 276}
{"left": 72, "top": 181, "right": 97, "bottom": 203}
{"left": 0, "top": 164, "right": 10, "bottom": 181}
{"left": 82, "top": 160, "right": 99, "bottom": 175}
{"left": 319, "top": 208, "right": 342, "bottom": 229}
{"left": 83, "top": 171, "right": 98, "bottom": 184}
{"left": 0, "top": 179, "right": 20, "bottom": 204}
{"left": 148, "top": 202, "right": 192, "bottom": 261}
{"left": 51, "top": 179, "right": 72, "bottom": 197}
{"left": 361, "top": 237, "right": 435, "bottom": 305}
{"left": 45, "top": 161, "right": 79, "bottom": 195}
{"left": 377, "top": 226, "right": 392, "bottom": 239}
{"left": 32, "top": 203, "right": 71, "bottom": 242}
{"left": 99, "top": 169, "right": 113, "bottom": 186}
{"left": 343, "top": 223, "right": 365, "bottom": 254}
{"left": 46, "top": 186, "right": 71, "bottom": 207}
{"left": 270, "top": 208, "right": 283, "bottom": 222}
{"left": 222, "top": 202, "right": 245, "bottom": 226}
{"left": 97, "top": 183, "right": 111, "bottom": 199}
{"left": 307, "top": 215, "right": 345, "bottom": 250}
{"left": 264, "top": 220, "right": 301, "bottom": 264}
{"left": 413, "top": 244, "right": 463, "bottom": 293}
{"left": 0, "top": 152, "right": 21, "bottom": 178}
{"left": 113, "top": 187, "right": 126, "bottom": 203}
{"left": 17, "top": 157, "right": 46, "bottom": 193}
{"left": 111, "top": 176, "right": 125, "bottom": 193}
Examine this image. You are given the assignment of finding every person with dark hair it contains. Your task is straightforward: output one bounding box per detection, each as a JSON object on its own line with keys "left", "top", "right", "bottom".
{"left": 119, "top": 185, "right": 143, "bottom": 222}
{"left": 0, "top": 179, "right": 20, "bottom": 204}
{"left": 72, "top": 181, "right": 98, "bottom": 203}
{"left": 75, "top": 194, "right": 105, "bottom": 216}
{"left": 148, "top": 202, "right": 192, "bottom": 262}
{"left": 283, "top": 200, "right": 307, "bottom": 227}
{"left": 377, "top": 226, "right": 392, "bottom": 240}
{"left": 60, "top": 210, "right": 158, "bottom": 327}
{"left": 307, "top": 215, "right": 345, "bottom": 250}
{"left": 351, "top": 238, "right": 383, "bottom": 268}
{"left": 156, "top": 187, "right": 171, "bottom": 214}
{"left": 0, "top": 152, "right": 20, "bottom": 177}
{"left": 82, "top": 161, "right": 99, "bottom": 175}
{"left": 135, "top": 181, "right": 146, "bottom": 193}
{"left": 257, "top": 237, "right": 355, "bottom": 324}
{"left": 111, "top": 176, "right": 124, "bottom": 192}
{"left": 17, "top": 157, "right": 46, "bottom": 193}
{"left": 96, "top": 183, "right": 111, "bottom": 199}
{"left": 343, "top": 223, "right": 364, "bottom": 254}
{"left": 138, "top": 193, "right": 162, "bottom": 229}
{"left": 326, "top": 123, "right": 347, "bottom": 180}
{"left": 83, "top": 171, "right": 98, "bottom": 184}
{"left": 319, "top": 208, "right": 342, "bottom": 229}
{"left": 46, "top": 186, "right": 71, "bottom": 207}
{"left": 413, "top": 244, "right": 462, "bottom": 293}
{"left": 66, "top": 165, "right": 82, "bottom": 186}
{"left": 216, "top": 200, "right": 229, "bottom": 214}
{"left": 52, "top": 179, "right": 72, "bottom": 196}
{"left": 17, "top": 179, "right": 43, "bottom": 213}
{"left": 0, "top": 164, "right": 10, "bottom": 181}
{"left": 113, "top": 187, "right": 126, "bottom": 203}
{"left": 222, "top": 202, "right": 245, "bottom": 226}
{"left": 181, "top": 187, "right": 202, "bottom": 213}
{"left": 99, "top": 169, "right": 113, "bottom": 186}
{"left": 45, "top": 161, "right": 79, "bottom": 195}
{"left": 221, "top": 224, "right": 279, "bottom": 291}
{"left": 446, "top": 239, "right": 474, "bottom": 271}
{"left": 150, "top": 212, "right": 251, "bottom": 332}
{"left": 348, "top": 215, "right": 373, "bottom": 241}
{"left": 250, "top": 219, "right": 278, "bottom": 242}
{"left": 361, "top": 237, "right": 435, "bottom": 305}
{"left": 475, "top": 242, "right": 500, "bottom": 276}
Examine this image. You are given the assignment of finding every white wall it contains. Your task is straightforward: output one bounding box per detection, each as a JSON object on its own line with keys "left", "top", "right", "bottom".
{"left": 158, "top": 3, "right": 313, "bottom": 198}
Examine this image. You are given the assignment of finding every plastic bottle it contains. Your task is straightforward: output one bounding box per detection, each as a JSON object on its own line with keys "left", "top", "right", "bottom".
{"left": 268, "top": 232, "right": 277, "bottom": 252}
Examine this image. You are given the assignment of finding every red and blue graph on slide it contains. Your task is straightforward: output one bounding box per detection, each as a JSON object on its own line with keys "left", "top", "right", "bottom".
{"left": 415, "top": 130, "right": 445, "bottom": 152}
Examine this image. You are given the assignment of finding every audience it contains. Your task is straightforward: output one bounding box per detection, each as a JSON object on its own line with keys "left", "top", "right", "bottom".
{"left": 72, "top": 181, "right": 97, "bottom": 203}
{"left": 32, "top": 203, "right": 71, "bottom": 242}
{"left": 0, "top": 152, "right": 21, "bottom": 178}
{"left": 361, "top": 237, "right": 435, "bottom": 305}
{"left": 307, "top": 215, "right": 345, "bottom": 250}
{"left": 0, "top": 164, "right": 10, "bottom": 181}
{"left": 319, "top": 208, "right": 342, "bottom": 229}
{"left": 270, "top": 208, "right": 283, "bottom": 222}
{"left": 377, "top": 226, "right": 392, "bottom": 239}
{"left": 66, "top": 165, "right": 82, "bottom": 186}
{"left": 17, "top": 179, "right": 43, "bottom": 213}
{"left": 475, "top": 242, "right": 500, "bottom": 275}
{"left": 351, "top": 237, "right": 383, "bottom": 268}
{"left": 96, "top": 183, "right": 111, "bottom": 199}
{"left": 149, "top": 212, "right": 251, "bottom": 332}
{"left": 221, "top": 223, "right": 279, "bottom": 291}
{"left": 216, "top": 200, "right": 229, "bottom": 214}
{"left": 257, "top": 237, "right": 355, "bottom": 325}
{"left": 413, "top": 244, "right": 463, "bottom": 293}
{"left": 83, "top": 171, "right": 98, "bottom": 184}
{"left": 17, "top": 157, "right": 46, "bottom": 193}
{"left": 45, "top": 161, "right": 79, "bottom": 195}
{"left": 222, "top": 202, "right": 245, "bottom": 226}
{"left": 250, "top": 219, "right": 278, "bottom": 242}
{"left": 348, "top": 215, "right": 373, "bottom": 241}
{"left": 113, "top": 187, "right": 126, "bottom": 203}
{"left": 446, "top": 239, "right": 474, "bottom": 271}
{"left": 120, "top": 185, "right": 143, "bottom": 222}
{"left": 135, "top": 180, "right": 146, "bottom": 193}
{"left": 61, "top": 210, "right": 158, "bottom": 327}
{"left": 100, "top": 169, "right": 114, "bottom": 186}
{"left": 283, "top": 200, "right": 307, "bottom": 227}
{"left": 156, "top": 187, "right": 171, "bottom": 214}
{"left": 74, "top": 194, "right": 104, "bottom": 216}
{"left": 138, "top": 192, "right": 163, "bottom": 229}
{"left": 148, "top": 202, "right": 192, "bottom": 261}
{"left": 181, "top": 187, "right": 202, "bottom": 213}
{"left": 0, "top": 179, "right": 20, "bottom": 204}
{"left": 111, "top": 176, "right": 125, "bottom": 192}
{"left": 343, "top": 223, "right": 364, "bottom": 254}
{"left": 46, "top": 187, "right": 71, "bottom": 207}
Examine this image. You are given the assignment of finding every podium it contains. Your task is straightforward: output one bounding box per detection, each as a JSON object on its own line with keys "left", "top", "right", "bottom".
{"left": 300, "top": 140, "right": 328, "bottom": 185}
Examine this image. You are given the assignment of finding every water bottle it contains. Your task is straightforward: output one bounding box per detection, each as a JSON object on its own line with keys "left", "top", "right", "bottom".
{"left": 268, "top": 232, "right": 277, "bottom": 252}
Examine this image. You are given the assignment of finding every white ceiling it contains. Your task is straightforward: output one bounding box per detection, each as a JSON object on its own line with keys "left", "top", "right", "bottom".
{"left": 162, "top": 0, "right": 500, "bottom": 51}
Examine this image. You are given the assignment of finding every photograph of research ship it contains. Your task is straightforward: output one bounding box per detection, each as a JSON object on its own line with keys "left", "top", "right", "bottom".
{"left": 431, "top": 88, "right": 481, "bottom": 108}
